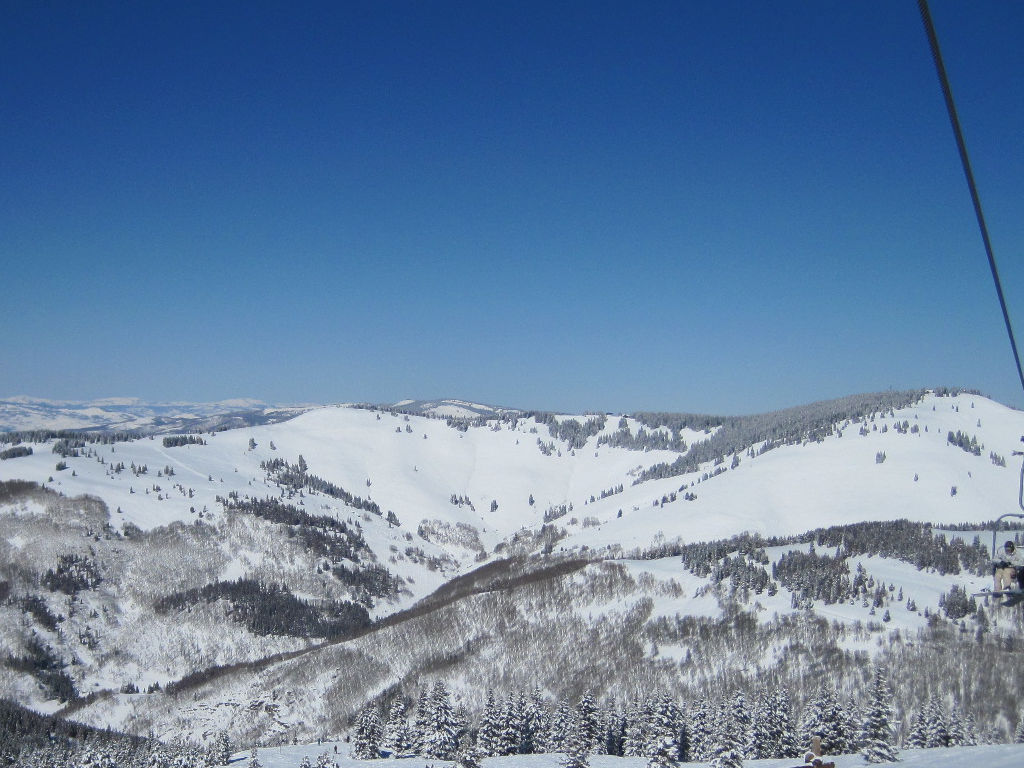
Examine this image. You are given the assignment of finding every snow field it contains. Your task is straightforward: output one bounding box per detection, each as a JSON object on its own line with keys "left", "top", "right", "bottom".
{"left": 239, "top": 744, "right": 1024, "bottom": 768}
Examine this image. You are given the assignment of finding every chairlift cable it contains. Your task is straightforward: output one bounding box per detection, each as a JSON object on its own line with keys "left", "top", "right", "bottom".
{"left": 917, "top": 0, "right": 1024, "bottom": 397}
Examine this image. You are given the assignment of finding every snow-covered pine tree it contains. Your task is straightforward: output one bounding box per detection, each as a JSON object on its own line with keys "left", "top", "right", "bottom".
{"left": 646, "top": 693, "right": 682, "bottom": 762}
{"left": 411, "top": 689, "right": 432, "bottom": 754}
{"left": 923, "top": 694, "right": 949, "bottom": 748}
{"left": 215, "top": 733, "right": 231, "bottom": 766}
{"left": 456, "top": 743, "right": 485, "bottom": 768}
{"left": 861, "top": 666, "right": 899, "bottom": 763}
{"left": 575, "top": 692, "right": 602, "bottom": 753}
{"left": 770, "top": 686, "right": 800, "bottom": 759}
{"left": 962, "top": 711, "right": 978, "bottom": 746}
{"left": 476, "top": 690, "right": 502, "bottom": 756}
{"left": 562, "top": 712, "right": 591, "bottom": 768}
{"left": 78, "top": 747, "right": 103, "bottom": 767}
{"left": 602, "top": 701, "right": 626, "bottom": 756}
{"left": 1015, "top": 710, "right": 1024, "bottom": 743}
{"left": 646, "top": 732, "right": 680, "bottom": 768}
{"left": 315, "top": 751, "right": 332, "bottom": 768}
{"left": 381, "top": 699, "right": 414, "bottom": 757}
{"left": 799, "top": 684, "right": 847, "bottom": 756}
{"left": 593, "top": 696, "right": 615, "bottom": 756}
{"left": 299, "top": 756, "right": 312, "bottom": 768}
{"left": 687, "top": 696, "right": 713, "bottom": 761}
{"left": 353, "top": 704, "right": 383, "bottom": 759}
{"left": 454, "top": 704, "right": 471, "bottom": 752}
{"left": 622, "top": 696, "right": 655, "bottom": 757}
{"left": 148, "top": 744, "right": 175, "bottom": 767}
{"left": 524, "top": 687, "right": 547, "bottom": 754}
{"left": 545, "top": 700, "right": 574, "bottom": 754}
{"left": 676, "top": 703, "right": 692, "bottom": 764}
{"left": 844, "top": 695, "right": 864, "bottom": 753}
{"left": 248, "top": 748, "right": 261, "bottom": 768}
{"left": 708, "top": 698, "right": 744, "bottom": 768}
{"left": 906, "top": 708, "right": 928, "bottom": 748}
{"left": 728, "top": 691, "right": 753, "bottom": 759}
{"left": 947, "top": 703, "right": 967, "bottom": 747}
{"left": 497, "top": 691, "right": 526, "bottom": 755}
{"left": 513, "top": 690, "right": 536, "bottom": 754}
{"left": 420, "top": 681, "right": 459, "bottom": 760}
{"left": 748, "top": 689, "right": 773, "bottom": 760}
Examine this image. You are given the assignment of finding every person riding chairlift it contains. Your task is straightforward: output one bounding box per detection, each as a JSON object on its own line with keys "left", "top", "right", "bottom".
{"left": 993, "top": 539, "right": 1024, "bottom": 592}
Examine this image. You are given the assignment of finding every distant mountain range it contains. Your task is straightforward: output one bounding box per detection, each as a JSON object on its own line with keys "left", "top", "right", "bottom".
{"left": 0, "top": 396, "right": 311, "bottom": 434}
{"left": 0, "top": 395, "right": 525, "bottom": 434}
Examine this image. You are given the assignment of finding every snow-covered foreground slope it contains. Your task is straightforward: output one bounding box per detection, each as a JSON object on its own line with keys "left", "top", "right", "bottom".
{"left": 243, "top": 744, "right": 1024, "bottom": 768}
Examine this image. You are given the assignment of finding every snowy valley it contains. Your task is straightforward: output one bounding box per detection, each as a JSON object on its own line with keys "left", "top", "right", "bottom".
{"left": 2, "top": 389, "right": 1024, "bottom": 767}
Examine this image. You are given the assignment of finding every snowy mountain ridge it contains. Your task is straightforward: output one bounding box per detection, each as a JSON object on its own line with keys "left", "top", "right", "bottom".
{"left": 0, "top": 395, "right": 313, "bottom": 434}
{"left": 3, "top": 388, "right": 1024, "bottom": 750}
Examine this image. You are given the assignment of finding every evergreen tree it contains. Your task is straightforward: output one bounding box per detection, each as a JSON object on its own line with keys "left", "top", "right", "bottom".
{"left": 575, "top": 692, "right": 602, "bottom": 752}
{"left": 844, "top": 695, "right": 864, "bottom": 753}
{"left": 496, "top": 691, "right": 525, "bottom": 755}
{"left": 562, "top": 712, "right": 591, "bottom": 768}
{"left": 215, "top": 733, "right": 231, "bottom": 766}
{"left": 248, "top": 748, "right": 261, "bottom": 768}
{"left": 676, "top": 703, "right": 694, "bottom": 763}
{"left": 906, "top": 709, "right": 928, "bottom": 748}
{"left": 522, "top": 688, "right": 546, "bottom": 754}
{"left": 799, "top": 684, "right": 847, "bottom": 755}
{"left": 647, "top": 694, "right": 682, "bottom": 762}
{"left": 1014, "top": 710, "right": 1024, "bottom": 743}
{"left": 923, "top": 694, "right": 949, "bottom": 748}
{"left": 411, "top": 689, "right": 432, "bottom": 754}
{"left": 646, "top": 732, "right": 679, "bottom": 768}
{"left": 687, "top": 697, "right": 713, "bottom": 761}
{"left": 748, "top": 689, "right": 773, "bottom": 760}
{"left": 728, "top": 691, "right": 753, "bottom": 759}
{"left": 454, "top": 704, "right": 471, "bottom": 753}
{"left": 623, "top": 697, "right": 655, "bottom": 757}
{"left": 315, "top": 752, "right": 332, "bottom": 768}
{"left": 353, "top": 704, "right": 383, "bottom": 759}
{"left": 299, "top": 757, "right": 312, "bottom": 768}
{"left": 709, "top": 699, "right": 744, "bottom": 768}
{"left": 476, "top": 690, "right": 502, "bottom": 756}
{"left": 771, "top": 686, "right": 801, "bottom": 758}
{"left": 381, "top": 699, "right": 414, "bottom": 756}
{"left": 861, "top": 666, "right": 899, "bottom": 763}
{"left": 421, "top": 681, "right": 459, "bottom": 760}
{"left": 962, "top": 712, "right": 978, "bottom": 747}
{"left": 455, "top": 744, "right": 484, "bottom": 768}
{"left": 602, "top": 702, "right": 626, "bottom": 757}
{"left": 545, "top": 701, "right": 574, "bottom": 753}
{"left": 947, "top": 703, "right": 967, "bottom": 747}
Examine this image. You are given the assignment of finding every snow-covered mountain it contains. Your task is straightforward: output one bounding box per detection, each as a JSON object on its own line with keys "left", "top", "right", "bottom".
{"left": 0, "top": 395, "right": 310, "bottom": 434}
{"left": 2, "top": 388, "right": 1024, "bottom": 751}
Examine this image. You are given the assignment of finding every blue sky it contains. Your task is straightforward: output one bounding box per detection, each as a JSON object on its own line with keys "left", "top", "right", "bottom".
{"left": 2, "top": 1, "right": 1023, "bottom": 414}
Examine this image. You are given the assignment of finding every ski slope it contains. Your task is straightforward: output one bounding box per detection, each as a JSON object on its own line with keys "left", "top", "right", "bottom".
{"left": 3, "top": 391, "right": 1022, "bottom": 583}
{"left": 240, "top": 743, "right": 1024, "bottom": 768}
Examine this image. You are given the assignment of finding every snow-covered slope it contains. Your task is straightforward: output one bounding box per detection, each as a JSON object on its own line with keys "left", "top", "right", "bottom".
{"left": 3, "top": 389, "right": 1024, "bottom": 747}
{"left": 241, "top": 745, "right": 1024, "bottom": 768}
{"left": 4, "top": 391, "right": 1020, "bottom": 555}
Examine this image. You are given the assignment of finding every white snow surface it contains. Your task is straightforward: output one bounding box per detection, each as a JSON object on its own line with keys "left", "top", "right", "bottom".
{"left": 2, "top": 393, "right": 1022, "bottom": 592}
{"left": 6, "top": 391, "right": 1024, "bottom": 742}
{"left": 240, "top": 745, "right": 1024, "bottom": 768}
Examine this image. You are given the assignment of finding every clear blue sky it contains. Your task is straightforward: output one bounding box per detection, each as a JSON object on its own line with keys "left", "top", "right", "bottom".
{"left": 2, "top": 1, "right": 1023, "bottom": 414}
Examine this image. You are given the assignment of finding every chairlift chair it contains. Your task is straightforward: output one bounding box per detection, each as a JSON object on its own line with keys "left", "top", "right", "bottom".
{"left": 973, "top": 443, "right": 1024, "bottom": 605}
